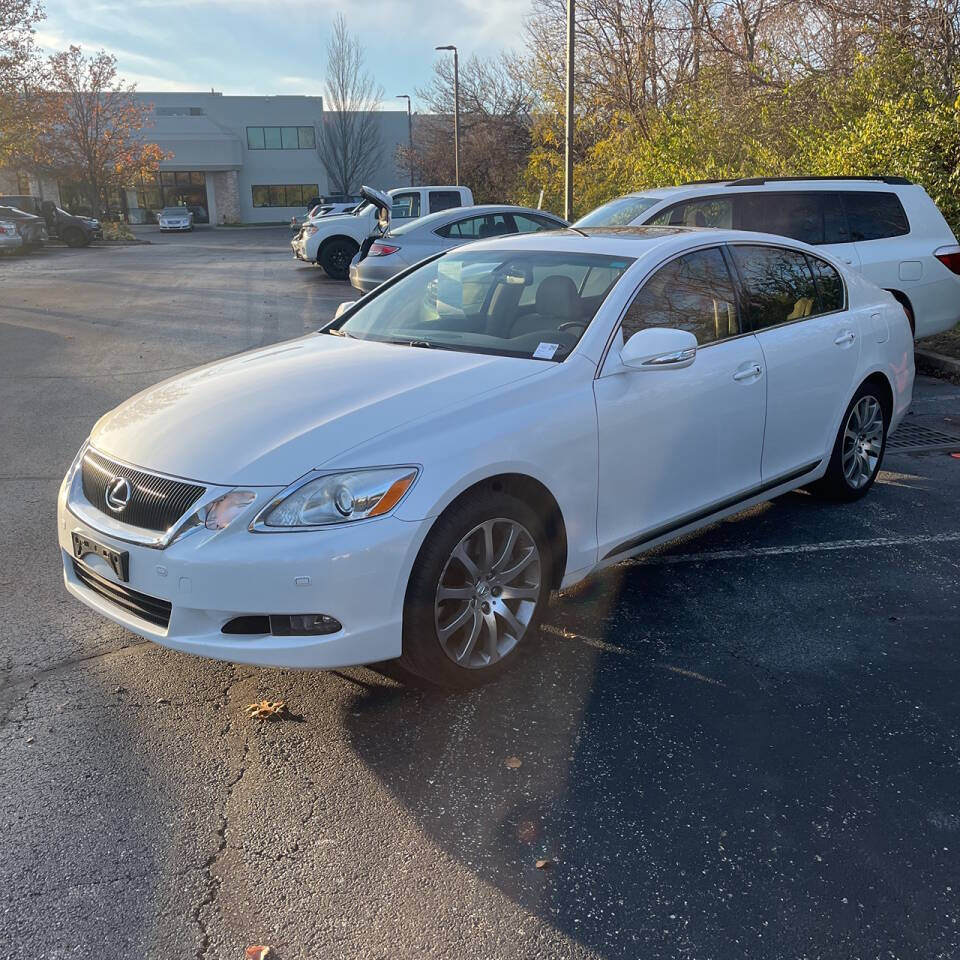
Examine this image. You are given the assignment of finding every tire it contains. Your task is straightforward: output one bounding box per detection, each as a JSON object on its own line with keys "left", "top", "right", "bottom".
{"left": 319, "top": 237, "right": 358, "bottom": 280}
{"left": 63, "top": 228, "right": 89, "bottom": 248}
{"left": 810, "top": 381, "right": 890, "bottom": 501}
{"left": 401, "top": 490, "right": 553, "bottom": 690}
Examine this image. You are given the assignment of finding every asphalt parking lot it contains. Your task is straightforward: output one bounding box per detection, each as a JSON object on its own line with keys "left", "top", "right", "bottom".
{"left": 2, "top": 229, "right": 960, "bottom": 960}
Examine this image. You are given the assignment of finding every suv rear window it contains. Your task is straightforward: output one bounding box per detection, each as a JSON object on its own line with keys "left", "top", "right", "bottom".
{"left": 842, "top": 191, "right": 909, "bottom": 241}
{"left": 735, "top": 192, "right": 849, "bottom": 245}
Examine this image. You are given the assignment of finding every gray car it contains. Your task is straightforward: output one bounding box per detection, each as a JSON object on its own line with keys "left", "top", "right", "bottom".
{"left": 348, "top": 204, "right": 568, "bottom": 293}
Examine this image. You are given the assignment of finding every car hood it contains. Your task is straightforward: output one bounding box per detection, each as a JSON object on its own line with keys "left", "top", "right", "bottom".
{"left": 90, "top": 334, "right": 547, "bottom": 485}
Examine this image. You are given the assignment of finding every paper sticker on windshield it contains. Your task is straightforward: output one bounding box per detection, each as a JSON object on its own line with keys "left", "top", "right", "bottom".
{"left": 533, "top": 342, "right": 560, "bottom": 360}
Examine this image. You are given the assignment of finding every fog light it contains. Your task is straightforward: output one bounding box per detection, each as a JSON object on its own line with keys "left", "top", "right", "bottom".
{"left": 269, "top": 614, "right": 342, "bottom": 636}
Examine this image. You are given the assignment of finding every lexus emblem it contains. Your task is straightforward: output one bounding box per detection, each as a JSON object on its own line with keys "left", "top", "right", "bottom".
{"left": 105, "top": 476, "right": 132, "bottom": 513}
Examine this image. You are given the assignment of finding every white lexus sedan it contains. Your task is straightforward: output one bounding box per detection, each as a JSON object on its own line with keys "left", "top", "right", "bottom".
{"left": 58, "top": 227, "right": 913, "bottom": 688}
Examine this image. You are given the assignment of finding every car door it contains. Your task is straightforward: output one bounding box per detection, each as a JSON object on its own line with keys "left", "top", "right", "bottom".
{"left": 728, "top": 243, "right": 861, "bottom": 481}
{"left": 594, "top": 245, "right": 768, "bottom": 561}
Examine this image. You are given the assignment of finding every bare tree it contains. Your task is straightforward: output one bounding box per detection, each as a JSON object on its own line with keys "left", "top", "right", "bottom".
{"left": 318, "top": 14, "right": 384, "bottom": 194}
{"left": 411, "top": 52, "right": 534, "bottom": 200}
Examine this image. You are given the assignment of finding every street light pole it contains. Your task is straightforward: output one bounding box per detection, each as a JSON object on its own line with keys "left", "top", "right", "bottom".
{"left": 396, "top": 94, "right": 414, "bottom": 186}
{"left": 435, "top": 45, "right": 460, "bottom": 186}
{"left": 564, "top": 0, "right": 575, "bottom": 222}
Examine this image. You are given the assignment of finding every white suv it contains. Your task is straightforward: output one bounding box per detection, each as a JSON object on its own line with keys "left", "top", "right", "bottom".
{"left": 576, "top": 177, "right": 960, "bottom": 338}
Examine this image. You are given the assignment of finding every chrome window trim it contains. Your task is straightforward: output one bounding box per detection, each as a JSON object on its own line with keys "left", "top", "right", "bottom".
{"left": 595, "top": 238, "right": 851, "bottom": 377}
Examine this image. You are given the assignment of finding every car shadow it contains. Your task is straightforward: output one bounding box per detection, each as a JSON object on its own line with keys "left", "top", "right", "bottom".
{"left": 342, "top": 492, "right": 960, "bottom": 957}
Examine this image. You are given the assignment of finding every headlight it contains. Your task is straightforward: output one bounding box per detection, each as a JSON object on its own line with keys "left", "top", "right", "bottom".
{"left": 303, "top": 224, "right": 318, "bottom": 237}
{"left": 256, "top": 467, "right": 418, "bottom": 528}
{"left": 202, "top": 490, "right": 256, "bottom": 529}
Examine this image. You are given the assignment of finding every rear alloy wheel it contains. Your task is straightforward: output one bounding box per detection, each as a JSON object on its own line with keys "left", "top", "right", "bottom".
{"left": 401, "top": 491, "right": 552, "bottom": 688}
{"left": 812, "top": 383, "right": 889, "bottom": 501}
{"left": 319, "top": 238, "right": 358, "bottom": 280}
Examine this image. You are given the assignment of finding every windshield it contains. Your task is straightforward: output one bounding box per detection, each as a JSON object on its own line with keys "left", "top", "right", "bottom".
{"left": 160, "top": 207, "right": 188, "bottom": 216}
{"left": 335, "top": 249, "right": 634, "bottom": 361}
{"left": 575, "top": 196, "right": 661, "bottom": 228}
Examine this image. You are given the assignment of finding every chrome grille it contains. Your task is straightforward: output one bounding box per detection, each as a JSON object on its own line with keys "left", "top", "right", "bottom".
{"left": 80, "top": 448, "right": 206, "bottom": 532}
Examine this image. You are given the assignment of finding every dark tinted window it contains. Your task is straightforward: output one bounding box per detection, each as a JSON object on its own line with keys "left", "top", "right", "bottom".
{"left": 622, "top": 247, "right": 739, "bottom": 346}
{"left": 735, "top": 191, "right": 853, "bottom": 246}
{"left": 730, "top": 244, "right": 819, "bottom": 330}
{"left": 842, "top": 192, "right": 909, "bottom": 241}
{"left": 438, "top": 213, "right": 513, "bottom": 239}
{"left": 807, "top": 255, "right": 845, "bottom": 312}
{"left": 429, "top": 190, "right": 463, "bottom": 213}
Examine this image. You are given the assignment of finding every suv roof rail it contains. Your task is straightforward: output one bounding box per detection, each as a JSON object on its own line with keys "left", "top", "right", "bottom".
{"left": 681, "top": 179, "right": 732, "bottom": 186}
{"left": 725, "top": 175, "right": 913, "bottom": 187}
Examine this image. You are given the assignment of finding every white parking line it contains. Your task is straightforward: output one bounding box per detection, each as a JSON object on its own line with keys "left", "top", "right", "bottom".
{"left": 622, "top": 531, "right": 960, "bottom": 567}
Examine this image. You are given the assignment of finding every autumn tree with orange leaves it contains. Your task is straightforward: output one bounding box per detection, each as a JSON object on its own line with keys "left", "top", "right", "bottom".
{"left": 36, "top": 46, "right": 166, "bottom": 217}
{"left": 0, "top": 0, "right": 45, "bottom": 165}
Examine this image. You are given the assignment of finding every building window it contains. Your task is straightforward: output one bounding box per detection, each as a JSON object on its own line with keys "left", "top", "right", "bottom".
{"left": 251, "top": 184, "right": 320, "bottom": 208}
{"left": 246, "top": 126, "right": 316, "bottom": 150}
{"left": 136, "top": 171, "right": 209, "bottom": 223}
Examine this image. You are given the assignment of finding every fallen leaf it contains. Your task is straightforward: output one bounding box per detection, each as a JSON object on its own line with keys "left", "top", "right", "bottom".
{"left": 25, "top": 737, "right": 34, "bottom": 745}
{"left": 505, "top": 756, "right": 523, "bottom": 769}
{"left": 535, "top": 858, "right": 554, "bottom": 869}
{"left": 245, "top": 947, "right": 271, "bottom": 960}
{"left": 156, "top": 697, "right": 169, "bottom": 705}
{"left": 246, "top": 699, "right": 289, "bottom": 720}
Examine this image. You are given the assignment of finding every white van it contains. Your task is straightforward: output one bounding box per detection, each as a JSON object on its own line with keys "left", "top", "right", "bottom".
{"left": 576, "top": 177, "right": 960, "bottom": 338}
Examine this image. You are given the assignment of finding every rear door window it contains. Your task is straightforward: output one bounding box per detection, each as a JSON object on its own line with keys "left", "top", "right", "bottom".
{"left": 730, "top": 244, "right": 821, "bottom": 330}
{"left": 428, "top": 190, "right": 464, "bottom": 213}
{"left": 438, "top": 213, "right": 514, "bottom": 239}
{"left": 622, "top": 246, "right": 739, "bottom": 346}
{"left": 513, "top": 213, "right": 562, "bottom": 233}
{"left": 842, "top": 192, "right": 909, "bottom": 241}
{"left": 806, "top": 255, "right": 846, "bottom": 312}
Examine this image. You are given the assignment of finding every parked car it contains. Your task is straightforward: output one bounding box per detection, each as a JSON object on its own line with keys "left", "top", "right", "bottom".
{"left": 58, "top": 225, "right": 912, "bottom": 689}
{"left": 0, "top": 195, "right": 102, "bottom": 247}
{"left": 0, "top": 205, "right": 47, "bottom": 247}
{"left": 157, "top": 207, "right": 194, "bottom": 232}
{"left": 0, "top": 216, "right": 23, "bottom": 253}
{"left": 349, "top": 205, "right": 568, "bottom": 293}
{"left": 290, "top": 197, "right": 364, "bottom": 232}
{"left": 575, "top": 176, "right": 960, "bottom": 338}
{"left": 292, "top": 184, "right": 475, "bottom": 279}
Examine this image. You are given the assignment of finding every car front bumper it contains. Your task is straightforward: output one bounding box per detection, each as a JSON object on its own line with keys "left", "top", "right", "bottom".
{"left": 57, "top": 478, "right": 430, "bottom": 669}
{"left": 159, "top": 223, "right": 192, "bottom": 232}
{"left": 0, "top": 233, "right": 23, "bottom": 250}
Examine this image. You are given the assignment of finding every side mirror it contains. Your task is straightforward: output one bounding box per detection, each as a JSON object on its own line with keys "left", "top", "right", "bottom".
{"left": 620, "top": 327, "right": 697, "bottom": 370}
{"left": 334, "top": 301, "right": 357, "bottom": 319}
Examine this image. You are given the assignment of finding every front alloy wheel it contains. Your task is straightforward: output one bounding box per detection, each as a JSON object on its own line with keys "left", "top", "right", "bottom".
{"left": 435, "top": 518, "right": 541, "bottom": 669}
{"left": 401, "top": 490, "right": 552, "bottom": 689}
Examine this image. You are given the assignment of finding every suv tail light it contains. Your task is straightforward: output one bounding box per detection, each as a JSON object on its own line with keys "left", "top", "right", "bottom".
{"left": 934, "top": 244, "right": 960, "bottom": 275}
{"left": 368, "top": 242, "right": 399, "bottom": 257}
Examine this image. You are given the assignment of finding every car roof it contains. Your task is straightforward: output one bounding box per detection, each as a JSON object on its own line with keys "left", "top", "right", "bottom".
{"left": 392, "top": 205, "right": 566, "bottom": 234}
{"left": 613, "top": 177, "right": 917, "bottom": 203}
{"left": 461, "top": 225, "right": 827, "bottom": 260}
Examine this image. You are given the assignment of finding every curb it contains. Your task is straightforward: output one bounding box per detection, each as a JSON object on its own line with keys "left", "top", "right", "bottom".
{"left": 915, "top": 347, "right": 960, "bottom": 381}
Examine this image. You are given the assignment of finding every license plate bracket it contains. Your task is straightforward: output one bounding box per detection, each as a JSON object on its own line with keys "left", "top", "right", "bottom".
{"left": 71, "top": 532, "right": 129, "bottom": 582}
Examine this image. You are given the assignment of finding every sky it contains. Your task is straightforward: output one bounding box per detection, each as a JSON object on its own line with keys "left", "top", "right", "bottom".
{"left": 35, "top": 0, "right": 532, "bottom": 109}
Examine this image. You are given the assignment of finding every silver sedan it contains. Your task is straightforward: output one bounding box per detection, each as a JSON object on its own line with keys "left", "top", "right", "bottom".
{"left": 349, "top": 204, "right": 568, "bottom": 293}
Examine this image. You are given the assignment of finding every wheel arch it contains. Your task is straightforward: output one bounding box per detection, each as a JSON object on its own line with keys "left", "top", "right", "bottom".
{"left": 859, "top": 370, "right": 895, "bottom": 421}
{"left": 427, "top": 473, "right": 568, "bottom": 590}
{"left": 884, "top": 288, "right": 915, "bottom": 334}
{"left": 317, "top": 233, "right": 359, "bottom": 257}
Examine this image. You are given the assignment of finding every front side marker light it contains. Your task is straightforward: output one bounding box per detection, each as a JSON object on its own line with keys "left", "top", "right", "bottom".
{"left": 367, "top": 472, "right": 416, "bottom": 516}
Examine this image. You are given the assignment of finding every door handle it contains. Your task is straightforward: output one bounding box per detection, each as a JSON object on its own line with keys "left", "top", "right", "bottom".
{"left": 733, "top": 362, "right": 763, "bottom": 382}
{"left": 834, "top": 330, "right": 856, "bottom": 346}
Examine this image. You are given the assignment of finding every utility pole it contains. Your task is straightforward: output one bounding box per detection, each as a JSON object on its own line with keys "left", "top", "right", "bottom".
{"left": 396, "top": 94, "right": 414, "bottom": 186}
{"left": 435, "top": 45, "right": 460, "bottom": 185}
{"left": 564, "top": 0, "right": 575, "bottom": 222}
